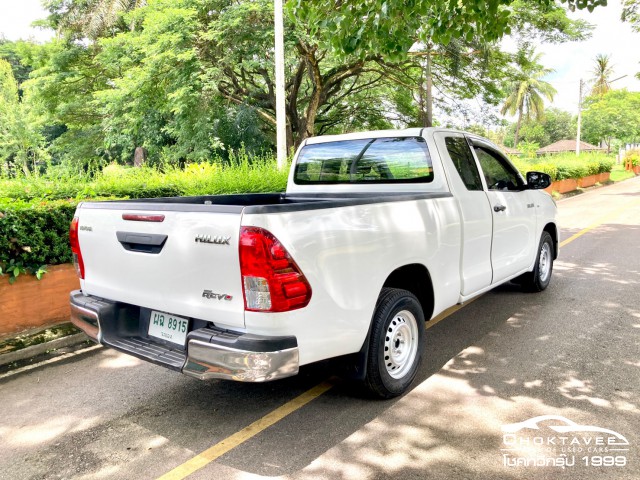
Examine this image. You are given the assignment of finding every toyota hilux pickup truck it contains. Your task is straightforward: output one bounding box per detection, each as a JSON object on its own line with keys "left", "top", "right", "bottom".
{"left": 69, "top": 128, "right": 557, "bottom": 398}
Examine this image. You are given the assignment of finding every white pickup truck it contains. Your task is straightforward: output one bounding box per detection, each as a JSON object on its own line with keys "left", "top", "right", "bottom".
{"left": 69, "top": 128, "right": 557, "bottom": 397}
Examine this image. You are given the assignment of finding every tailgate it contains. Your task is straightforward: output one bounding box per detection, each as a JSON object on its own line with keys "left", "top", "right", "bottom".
{"left": 76, "top": 204, "right": 245, "bottom": 329}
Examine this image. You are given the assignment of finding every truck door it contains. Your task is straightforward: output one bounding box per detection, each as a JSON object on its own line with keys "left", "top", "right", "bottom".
{"left": 434, "top": 132, "right": 493, "bottom": 295}
{"left": 469, "top": 139, "right": 537, "bottom": 283}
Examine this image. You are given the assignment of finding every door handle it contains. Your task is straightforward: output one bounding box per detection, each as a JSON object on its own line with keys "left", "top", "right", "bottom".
{"left": 116, "top": 231, "right": 168, "bottom": 254}
{"left": 493, "top": 204, "right": 507, "bottom": 212}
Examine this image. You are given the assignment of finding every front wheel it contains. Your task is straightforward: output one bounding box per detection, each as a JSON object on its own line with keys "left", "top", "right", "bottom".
{"left": 363, "top": 288, "right": 425, "bottom": 398}
{"left": 520, "top": 231, "right": 554, "bottom": 292}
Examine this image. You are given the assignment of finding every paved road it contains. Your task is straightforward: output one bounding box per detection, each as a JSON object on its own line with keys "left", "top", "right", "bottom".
{"left": 2, "top": 177, "right": 639, "bottom": 480}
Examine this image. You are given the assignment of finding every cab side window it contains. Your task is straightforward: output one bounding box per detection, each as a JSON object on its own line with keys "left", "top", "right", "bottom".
{"left": 474, "top": 147, "right": 523, "bottom": 191}
{"left": 444, "top": 136, "right": 483, "bottom": 191}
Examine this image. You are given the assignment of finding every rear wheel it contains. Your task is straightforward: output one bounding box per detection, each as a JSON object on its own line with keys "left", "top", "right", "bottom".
{"left": 363, "top": 288, "right": 425, "bottom": 398}
{"left": 520, "top": 231, "right": 554, "bottom": 292}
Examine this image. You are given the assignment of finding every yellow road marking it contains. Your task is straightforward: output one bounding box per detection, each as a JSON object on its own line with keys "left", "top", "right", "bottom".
{"left": 559, "top": 199, "right": 640, "bottom": 248}
{"left": 156, "top": 380, "right": 335, "bottom": 480}
{"left": 158, "top": 298, "right": 475, "bottom": 480}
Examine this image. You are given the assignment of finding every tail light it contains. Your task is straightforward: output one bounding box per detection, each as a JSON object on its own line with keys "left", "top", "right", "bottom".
{"left": 69, "top": 216, "right": 85, "bottom": 279}
{"left": 239, "top": 227, "right": 312, "bottom": 312}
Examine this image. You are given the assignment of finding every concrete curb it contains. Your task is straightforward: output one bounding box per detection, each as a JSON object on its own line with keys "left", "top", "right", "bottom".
{"left": 0, "top": 333, "right": 90, "bottom": 367}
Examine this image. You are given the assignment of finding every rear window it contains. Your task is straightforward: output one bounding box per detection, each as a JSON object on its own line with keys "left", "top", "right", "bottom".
{"left": 294, "top": 137, "right": 434, "bottom": 185}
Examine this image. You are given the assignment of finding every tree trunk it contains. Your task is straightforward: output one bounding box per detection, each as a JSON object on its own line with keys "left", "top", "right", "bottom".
{"left": 514, "top": 105, "right": 523, "bottom": 147}
{"left": 133, "top": 147, "right": 147, "bottom": 167}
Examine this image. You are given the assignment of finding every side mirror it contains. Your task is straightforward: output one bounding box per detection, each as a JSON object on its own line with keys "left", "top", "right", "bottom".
{"left": 526, "top": 171, "right": 552, "bottom": 190}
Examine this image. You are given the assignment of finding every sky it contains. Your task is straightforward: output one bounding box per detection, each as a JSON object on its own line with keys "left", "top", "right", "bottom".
{"left": 1, "top": 0, "right": 639, "bottom": 119}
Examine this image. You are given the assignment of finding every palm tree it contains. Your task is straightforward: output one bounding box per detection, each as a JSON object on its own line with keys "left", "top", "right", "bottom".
{"left": 48, "top": 0, "right": 147, "bottom": 40}
{"left": 590, "top": 54, "right": 614, "bottom": 98}
{"left": 501, "top": 46, "right": 556, "bottom": 147}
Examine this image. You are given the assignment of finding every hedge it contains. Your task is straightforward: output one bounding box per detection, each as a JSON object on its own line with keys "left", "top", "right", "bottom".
{"left": 0, "top": 198, "right": 78, "bottom": 282}
{"left": 512, "top": 154, "right": 615, "bottom": 181}
{"left": 0, "top": 159, "right": 288, "bottom": 283}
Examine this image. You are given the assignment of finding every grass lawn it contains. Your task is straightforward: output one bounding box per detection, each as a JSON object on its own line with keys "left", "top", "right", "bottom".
{"left": 610, "top": 164, "right": 637, "bottom": 182}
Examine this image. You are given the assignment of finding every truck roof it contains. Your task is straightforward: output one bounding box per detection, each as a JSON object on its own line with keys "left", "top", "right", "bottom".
{"left": 303, "top": 127, "right": 473, "bottom": 145}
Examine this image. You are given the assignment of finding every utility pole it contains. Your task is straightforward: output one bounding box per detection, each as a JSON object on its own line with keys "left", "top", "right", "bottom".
{"left": 274, "top": 0, "right": 286, "bottom": 169}
{"left": 576, "top": 79, "right": 584, "bottom": 155}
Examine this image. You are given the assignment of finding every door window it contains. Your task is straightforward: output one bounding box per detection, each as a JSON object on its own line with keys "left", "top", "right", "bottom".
{"left": 444, "top": 137, "right": 484, "bottom": 191}
{"left": 473, "top": 147, "right": 523, "bottom": 191}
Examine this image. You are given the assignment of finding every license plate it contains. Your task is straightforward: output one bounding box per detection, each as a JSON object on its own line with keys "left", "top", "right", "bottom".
{"left": 148, "top": 310, "right": 189, "bottom": 346}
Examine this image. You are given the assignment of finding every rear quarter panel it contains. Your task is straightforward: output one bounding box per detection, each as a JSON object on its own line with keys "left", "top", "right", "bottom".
{"left": 242, "top": 197, "right": 461, "bottom": 365}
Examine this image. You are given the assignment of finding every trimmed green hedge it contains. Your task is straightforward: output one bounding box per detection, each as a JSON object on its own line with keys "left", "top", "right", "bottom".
{"left": 0, "top": 159, "right": 288, "bottom": 282}
{"left": 512, "top": 154, "right": 615, "bottom": 181}
{"left": 0, "top": 198, "right": 78, "bottom": 282}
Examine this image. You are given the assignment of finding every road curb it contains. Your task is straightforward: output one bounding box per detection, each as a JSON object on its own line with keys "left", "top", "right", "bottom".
{"left": 0, "top": 333, "right": 90, "bottom": 367}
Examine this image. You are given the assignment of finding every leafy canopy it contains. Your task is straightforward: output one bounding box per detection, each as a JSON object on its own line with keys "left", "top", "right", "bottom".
{"left": 289, "top": 0, "right": 606, "bottom": 59}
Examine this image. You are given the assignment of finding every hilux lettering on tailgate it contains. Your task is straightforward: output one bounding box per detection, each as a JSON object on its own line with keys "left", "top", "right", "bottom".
{"left": 195, "top": 234, "right": 231, "bottom": 245}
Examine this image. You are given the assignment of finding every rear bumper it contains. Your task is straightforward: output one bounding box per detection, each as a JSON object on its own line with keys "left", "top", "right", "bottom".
{"left": 69, "top": 290, "right": 299, "bottom": 382}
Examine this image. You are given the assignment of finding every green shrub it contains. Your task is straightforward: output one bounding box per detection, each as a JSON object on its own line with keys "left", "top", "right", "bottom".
{"left": 556, "top": 162, "right": 588, "bottom": 180}
{"left": 624, "top": 149, "right": 640, "bottom": 167}
{"left": 596, "top": 158, "right": 615, "bottom": 174}
{"left": 0, "top": 198, "right": 78, "bottom": 283}
{"left": 0, "top": 154, "right": 288, "bottom": 282}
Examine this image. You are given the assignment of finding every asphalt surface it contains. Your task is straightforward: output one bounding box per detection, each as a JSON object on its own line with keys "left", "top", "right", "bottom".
{"left": 1, "top": 177, "right": 639, "bottom": 480}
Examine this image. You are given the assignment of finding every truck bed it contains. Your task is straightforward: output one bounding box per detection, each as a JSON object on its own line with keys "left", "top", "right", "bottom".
{"left": 79, "top": 191, "right": 452, "bottom": 214}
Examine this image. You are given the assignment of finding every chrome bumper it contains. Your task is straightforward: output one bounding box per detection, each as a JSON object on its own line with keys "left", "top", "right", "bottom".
{"left": 70, "top": 302, "right": 101, "bottom": 342}
{"left": 69, "top": 290, "right": 299, "bottom": 382}
{"left": 183, "top": 340, "right": 299, "bottom": 382}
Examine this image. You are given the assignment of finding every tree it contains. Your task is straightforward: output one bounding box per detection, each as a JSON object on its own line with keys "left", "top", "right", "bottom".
{"left": 622, "top": 0, "right": 640, "bottom": 31}
{"left": 43, "top": 0, "right": 147, "bottom": 40}
{"left": 27, "top": 0, "right": 601, "bottom": 167}
{"left": 290, "top": 0, "right": 605, "bottom": 60}
{"left": 540, "top": 108, "right": 576, "bottom": 143}
{"left": 582, "top": 89, "right": 640, "bottom": 151}
{"left": 500, "top": 45, "right": 556, "bottom": 146}
{"left": 0, "top": 59, "right": 49, "bottom": 175}
{"left": 590, "top": 54, "right": 614, "bottom": 97}
{"left": 383, "top": 40, "right": 509, "bottom": 128}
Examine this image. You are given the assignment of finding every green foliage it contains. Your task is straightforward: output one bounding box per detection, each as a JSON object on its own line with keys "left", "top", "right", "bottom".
{"left": 540, "top": 108, "right": 577, "bottom": 144}
{"left": 590, "top": 53, "right": 614, "bottom": 97}
{"left": 0, "top": 198, "right": 77, "bottom": 283}
{"left": 513, "top": 152, "right": 615, "bottom": 181}
{"left": 500, "top": 44, "right": 557, "bottom": 146}
{"left": 519, "top": 123, "right": 547, "bottom": 145}
{"left": 504, "top": 108, "right": 576, "bottom": 149}
{"left": 0, "top": 59, "right": 50, "bottom": 176}
{"left": 622, "top": 1, "right": 640, "bottom": 33}
{"left": 516, "top": 141, "right": 540, "bottom": 158}
{"left": 0, "top": 39, "right": 37, "bottom": 87}
{"left": 0, "top": 153, "right": 287, "bottom": 281}
{"left": 289, "top": 0, "right": 603, "bottom": 59}
{"left": 624, "top": 149, "right": 640, "bottom": 167}
{"left": 582, "top": 90, "right": 640, "bottom": 150}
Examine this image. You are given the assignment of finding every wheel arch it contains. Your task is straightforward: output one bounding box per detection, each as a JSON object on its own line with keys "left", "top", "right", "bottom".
{"left": 347, "top": 264, "right": 434, "bottom": 381}
{"left": 382, "top": 263, "right": 435, "bottom": 321}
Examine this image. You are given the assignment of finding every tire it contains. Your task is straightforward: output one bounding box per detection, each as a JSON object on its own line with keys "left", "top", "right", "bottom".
{"left": 520, "top": 231, "right": 554, "bottom": 292}
{"left": 363, "top": 288, "right": 425, "bottom": 399}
